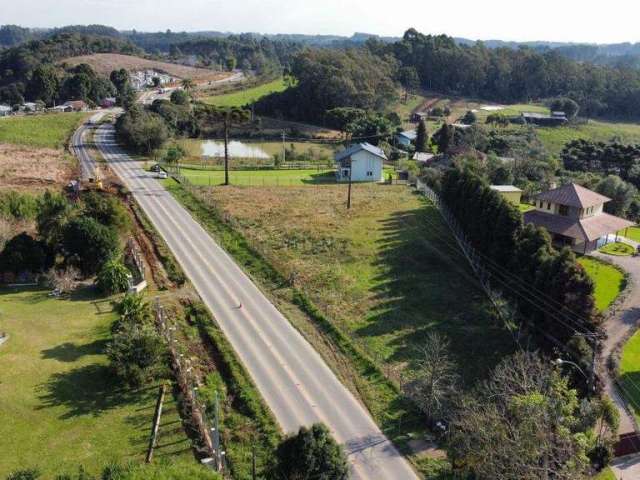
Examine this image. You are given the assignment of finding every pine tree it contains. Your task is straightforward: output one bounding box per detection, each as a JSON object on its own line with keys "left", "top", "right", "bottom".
{"left": 415, "top": 119, "right": 429, "bottom": 152}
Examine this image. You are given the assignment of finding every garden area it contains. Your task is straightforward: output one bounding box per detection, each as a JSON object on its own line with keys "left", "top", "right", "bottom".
{"left": 0, "top": 288, "right": 192, "bottom": 477}
{"left": 599, "top": 242, "right": 635, "bottom": 256}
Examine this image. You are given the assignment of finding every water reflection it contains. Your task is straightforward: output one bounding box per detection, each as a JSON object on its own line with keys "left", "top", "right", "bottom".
{"left": 201, "top": 140, "right": 270, "bottom": 159}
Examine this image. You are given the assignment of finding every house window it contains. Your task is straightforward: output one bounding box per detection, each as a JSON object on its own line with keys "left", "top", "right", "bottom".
{"left": 366, "top": 171, "right": 373, "bottom": 177}
{"left": 546, "top": 202, "right": 551, "bottom": 210}
{"left": 342, "top": 169, "right": 349, "bottom": 177}
{"left": 558, "top": 205, "right": 569, "bottom": 216}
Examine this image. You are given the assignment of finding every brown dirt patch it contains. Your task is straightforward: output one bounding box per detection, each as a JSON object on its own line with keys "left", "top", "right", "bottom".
{"left": 61, "top": 53, "right": 232, "bottom": 83}
{"left": 0, "top": 143, "right": 75, "bottom": 192}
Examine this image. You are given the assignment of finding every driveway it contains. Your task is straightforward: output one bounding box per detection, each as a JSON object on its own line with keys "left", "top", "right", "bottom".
{"left": 591, "top": 243, "right": 640, "bottom": 437}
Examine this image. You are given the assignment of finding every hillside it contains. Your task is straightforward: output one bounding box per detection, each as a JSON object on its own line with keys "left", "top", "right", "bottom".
{"left": 60, "top": 53, "right": 230, "bottom": 81}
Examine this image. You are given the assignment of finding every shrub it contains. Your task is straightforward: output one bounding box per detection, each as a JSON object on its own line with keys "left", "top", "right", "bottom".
{"left": 6, "top": 470, "right": 40, "bottom": 480}
{"left": 0, "top": 232, "right": 51, "bottom": 274}
{"left": 96, "top": 259, "right": 131, "bottom": 294}
{"left": 113, "top": 293, "right": 151, "bottom": 330}
{"left": 36, "top": 190, "right": 75, "bottom": 248}
{"left": 270, "top": 423, "right": 348, "bottom": 480}
{"left": 62, "top": 217, "right": 120, "bottom": 276}
{"left": 106, "top": 322, "right": 166, "bottom": 387}
{"left": 82, "top": 192, "right": 131, "bottom": 233}
{"left": 0, "top": 191, "right": 38, "bottom": 221}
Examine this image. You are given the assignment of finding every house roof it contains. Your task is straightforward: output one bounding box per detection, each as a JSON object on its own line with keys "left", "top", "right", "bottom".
{"left": 335, "top": 142, "right": 387, "bottom": 162}
{"left": 413, "top": 152, "right": 435, "bottom": 162}
{"left": 397, "top": 130, "right": 417, "bottom": 140}
{"left": 535, "top": 183, "right": 610, "bottom": 209}
{"left": 490, "top": 185, "right": 522, "bottom": 193}
{"left": 523, "top": 210, "right": 634, "bottom": 242}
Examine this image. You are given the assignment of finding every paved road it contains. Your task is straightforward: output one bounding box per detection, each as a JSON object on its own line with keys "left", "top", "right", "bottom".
{"left": 592, "top": 245, "right": 640, "bottom": 437}
{"left": 92, "top": 124, "right": 418, "bottom": 480}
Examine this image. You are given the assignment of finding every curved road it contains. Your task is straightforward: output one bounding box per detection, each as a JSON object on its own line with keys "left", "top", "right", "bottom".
{"left": 92, "top": 124, "right": 418, "bottom": 480}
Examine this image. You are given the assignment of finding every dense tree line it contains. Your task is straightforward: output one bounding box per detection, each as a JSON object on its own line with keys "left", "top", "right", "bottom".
{"left": 438, "top": 169, "right": 600, "bottom": 356}
{"left": 0, "top": 33, "right": 137, "bottom": 105}
{"left": 255, "top": 48, "right": 398, "bottom": 123}
{"left": 562, "top": 139, "right": 640, "bottom": 186}
{"left": 382, "top": 28, "right": 640, "bottom": 117}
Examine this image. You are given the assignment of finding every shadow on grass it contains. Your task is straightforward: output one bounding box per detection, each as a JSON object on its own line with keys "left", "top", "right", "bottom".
{"left": 41, "top": 339, "right": 109, "bottom": 362}
{"left": 301, "top": 171, "right": 336, "bottom": 184}
{"left": 37, "top": 364, "right": 144, "bottom": 419}
{"left": 621, "top": 371, "right": 640, "bottom": 413}
{"left": 354, "top": 201, "right": 516, "bottom": 386}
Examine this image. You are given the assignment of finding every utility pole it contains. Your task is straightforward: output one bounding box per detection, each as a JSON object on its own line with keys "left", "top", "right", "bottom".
{"left": 281, "top": 130, "right": 286, "bottom": 165}
{"left": 213, "top": 390, "right": 221, "bottom": 470}
{"left": 347, "top": 158, "right": 353, "bottom": 210}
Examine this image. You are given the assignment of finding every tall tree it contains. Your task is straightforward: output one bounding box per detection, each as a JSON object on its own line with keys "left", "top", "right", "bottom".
{"left": 415, "top": 119, "right": 428, "bottom": 152}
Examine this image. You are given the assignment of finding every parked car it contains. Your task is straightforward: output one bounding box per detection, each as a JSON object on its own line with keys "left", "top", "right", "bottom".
{"left": 150, "top": 164, "right": 161, "bottom": 172}
{"left": 157, "top": 171, "right": 168, "bottom": 179}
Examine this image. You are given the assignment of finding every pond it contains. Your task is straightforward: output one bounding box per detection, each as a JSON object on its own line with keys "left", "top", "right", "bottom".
{"left": 201, "top": 140, "right": 270, "bottom": 159}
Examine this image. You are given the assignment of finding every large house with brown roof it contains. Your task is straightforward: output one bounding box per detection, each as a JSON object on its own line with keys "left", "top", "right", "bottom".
{"left": 523, "top": 183, "right": 634, "bottom": 253}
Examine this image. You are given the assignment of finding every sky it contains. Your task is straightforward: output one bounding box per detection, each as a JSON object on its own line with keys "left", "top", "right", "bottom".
{"left": 2, "top": 0, "right": 640, "bottom": 44}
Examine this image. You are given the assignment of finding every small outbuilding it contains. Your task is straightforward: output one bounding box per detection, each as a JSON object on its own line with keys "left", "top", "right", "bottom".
{"left": 0, "top": 105, "right": 11, "bottom": 117}
{"left": 335, "top": 143, "right": 387, "bottom": 183}
{"left": 490, "top": 185, "right": 522, "bottom": 205}
{"left": 63, "top": 100, "right": 89, "bottom": 112}
{"left": 413, "top": 152, "right": 435, "bottom": 164}
{"left": 395, "top": 130, "right": 417, "bottom": 147}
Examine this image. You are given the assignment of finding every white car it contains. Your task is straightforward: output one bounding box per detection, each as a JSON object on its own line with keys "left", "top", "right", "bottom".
{"left": 157, "top": 171, "right": 168, "bottom": 179}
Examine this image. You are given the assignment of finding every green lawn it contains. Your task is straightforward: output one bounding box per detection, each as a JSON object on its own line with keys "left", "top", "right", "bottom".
{"left": 599, "top": 242, "right": 635, "bottom": 256}
{"left": 593, "top": 467, "right": 616, "bottom": 480}
{"left": 0, "top": 287, "right": 192, "bottom": 477}
{"left": 171, "top": 167, "right": 336, "bottom": 186}
{"left": 577, "top": 257, "right": 626, "bottom": 311}
{"left": 0, "top": 113, "right": 86, "bottom": 149}
{"left": 201, "top": 78, "right": 289, "bottom": 107}
{"left": 620, "top": 329, "right": 640, "bottom": 424}
{"left": 619, "top": 226, "right": 640, "bottom": 242}
{"left": 518, "top": 203, "right": 535, "bottom": 212}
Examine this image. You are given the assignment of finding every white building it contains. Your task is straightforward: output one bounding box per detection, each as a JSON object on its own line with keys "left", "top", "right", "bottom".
{"left": 0, "top": 105, "right": 11, "bottom": 117}
{"left": 335, "top": 143, "right": 387, "bottom": 183}
{"left": 395, "top": 130, "right": 417, "bottom": 147}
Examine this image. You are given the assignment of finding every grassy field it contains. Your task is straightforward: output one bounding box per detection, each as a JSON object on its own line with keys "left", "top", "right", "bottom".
{"left": 619, "top": 226, "right": 640, "bottom": 242}
{"left": 620, "top": 329, "right": 640, "bottom": 424}
{"left": 0, "top": 113, "right": 86, "bottom": 149}
{"left": 201, "top": 78, "right": 289, "bottom": 107}
{"left": 577, "top": 257, "right": 626, "bottom": 311}
{"left": 599, "top": 242, "right": 635, "bottom": 256}
{"left": 0, "top": 287, "right": 192, "bottom": 477}
{"left": 171, "top": 167, "right": 336, "bottom": 186}
{"left": 186, "top": 184, "right": 514, "bottom": 385}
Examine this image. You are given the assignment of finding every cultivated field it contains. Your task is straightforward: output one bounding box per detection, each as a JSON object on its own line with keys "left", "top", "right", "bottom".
{"left": 0, "top": 112, "right": 85, "bottom": 149}
{"left": 200, "top": 78, "right": 289, "bottom": 107}
{"left": 0, "top": 144, "right": 75, "bottom": 191}
{"left": 0, "top": 288, "right": 192, "bottom": 477}
{"left": 61, "top": 53, "right": 230, "bottom": 82}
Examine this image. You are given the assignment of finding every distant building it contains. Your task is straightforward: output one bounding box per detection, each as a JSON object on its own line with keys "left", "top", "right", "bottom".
{"left": 523, "top": 183, "right": 634, "bottom": 253}
{"left": 514, "top": 111, "right": 568, "bottom": 126}
{"left": 490, "top": 185, "right": 522, "bottom": 205}
{"left": 413, "top": 152, "right": 435, "bottom": 163}
{"left": 22, "top": 102, "right": 38, "bottom": 112}
{"left": 63, "top": 100, "right": 88, "bottom": 112}
{"left": 335, "top": 143, "right": 387, "bottom": 183}
{"left": 101, "top": 97, "right": 117, "bottom": 108}
{"left": 50, "top": 105, "right": 73, "bottom": 113}
{"left": 395, "top": 130, "right": 417, "bottom": 147}
{"left": 411, "top": 111, "right": 429, "bottom": 123}
{"left": 0, "top": 105, "right": 10, "bottom": 117}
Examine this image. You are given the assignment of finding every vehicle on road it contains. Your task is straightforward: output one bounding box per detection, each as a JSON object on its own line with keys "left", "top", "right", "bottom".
{"left": 157, "top": 171, "right": 168, "bottom": 179}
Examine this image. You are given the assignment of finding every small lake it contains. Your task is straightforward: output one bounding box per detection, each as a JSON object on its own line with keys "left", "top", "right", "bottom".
{"left": 201, "top": 140, "right": 270, "bottom": 159}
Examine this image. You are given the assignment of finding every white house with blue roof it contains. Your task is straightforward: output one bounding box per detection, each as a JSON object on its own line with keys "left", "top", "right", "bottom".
{"left": 334, "top": 143, "right": 387, "bottom": 183}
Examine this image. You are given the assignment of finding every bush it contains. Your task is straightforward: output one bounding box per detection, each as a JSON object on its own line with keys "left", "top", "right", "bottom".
{"left": 6, "top": 470, "right": 40, "bottom": 480}
{"left": 113, "top": 293, "right": 151, "bottom": 330}
{"left": 36, "top": 190, "right": 74, "bottom": 248}
{"left": 170, "top": 89, "right": 190, "bottom": 106}
{"left": 62, "top": 217, "right": 120, "bottom": 276}
{"left": 0, "top": 232, "right": 51, "bottom": 275}
{"left": 0, "top": 191, "right": 38, "bottom": 220}
{"left": 82, "top": 192, "right": 131, "bottom": 233}
{"left": 270, "top": 423, "right": 348, "bottom": 480}
{"left": 106, "top": 322, "right": 166, "bottom": 387}
{"left": 96, "top": 259, "right": 131, "bottom": 294}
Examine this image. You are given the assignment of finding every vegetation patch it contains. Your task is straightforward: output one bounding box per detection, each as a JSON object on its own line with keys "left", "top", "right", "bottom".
{"left": 0, "top": 113, "right": 85, "bottom": 149}
{"left": 0, "top": 288, "right": 192, "bottom": 477}
{"left": 201, "top": 78, "right": 289, "bottom": 107}
{"left": 577, "top": 257, "right": 626, "bottom": 312}
{"left": 619, "top": 329, "right": 640, "bottom": 424}
{"left": 0, "top": 144, "right": 75, "bottom": 192}
{"left": 169, "top": 167, "right": 335, "bottom": 186}
{"left": 619, "top": 226, "right": 640, "bottom": 242}
{"left": 599, "top": 242, "right": 635, "bottom": 256}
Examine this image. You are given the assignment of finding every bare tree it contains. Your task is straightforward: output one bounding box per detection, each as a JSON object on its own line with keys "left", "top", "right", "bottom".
{"left": 45, "top": 266, "right": 80, "bottom": 293}
{"left": 402, "top": 332, "right": 459, "bottom": 424}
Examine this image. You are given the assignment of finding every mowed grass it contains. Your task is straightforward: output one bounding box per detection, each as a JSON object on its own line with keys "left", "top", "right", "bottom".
{"left": 577, "top": 257, "right": 626, "bottom": 311}
{"left": 593, "top": 467, "right": 616, "bottom": 480}
{"left": 620, "top": 329, "right": 640, "bottom": 424}
{"left": 0, "top": 113, "right": 86, "bottom": 149}
{"left": 201, "top": 78, "right": 289, "bottom": 107}
{"left": 619, "top": 225, "right": 640, "bottom": 242}
{"left": 196, "top": 185, "right": 514, "bottom": 386}
{"left": 0, "top": 288, "right": 192, "bottom": 477}
{"left": 599, "top": 242, "right": 635, "bottom": 256}
{"left": 173, "top": 167, "right": 336, "bottom": 186}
